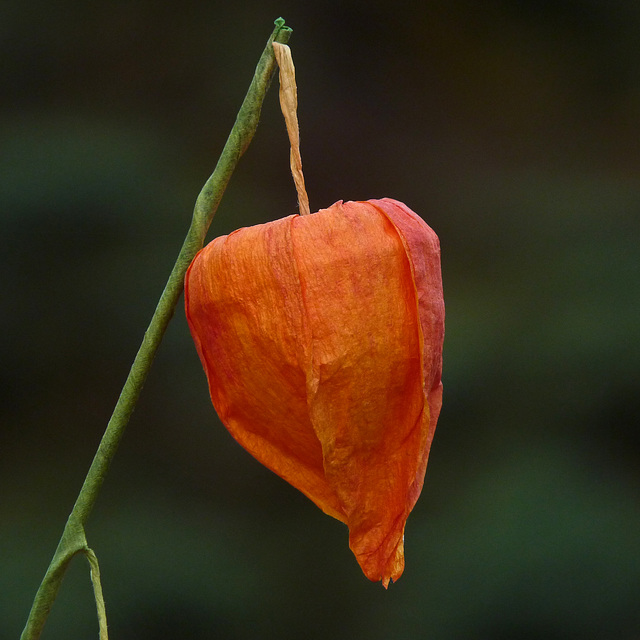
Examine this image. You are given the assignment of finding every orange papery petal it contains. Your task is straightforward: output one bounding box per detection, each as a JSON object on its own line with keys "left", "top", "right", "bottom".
{"left": 370, "top": 198, "right": 445, "bottom": 509}
{"left": 291, "top": 200, "right": 442, "bottom": 586}
{"left": 185, "top": 216, "right": 345, "bottom": 521}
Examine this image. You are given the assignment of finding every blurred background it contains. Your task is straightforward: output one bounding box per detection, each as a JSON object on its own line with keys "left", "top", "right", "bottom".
{"left": 2, "top": 0, "right": 639, "bottom": 638}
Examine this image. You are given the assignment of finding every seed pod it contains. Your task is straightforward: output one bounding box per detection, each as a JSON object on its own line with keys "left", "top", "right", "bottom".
{"left": 185, "top": 197, "right": 444, "bottom": 587}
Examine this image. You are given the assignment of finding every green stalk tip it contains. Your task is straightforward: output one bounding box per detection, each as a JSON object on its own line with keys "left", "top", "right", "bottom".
{"left": 274, "top": 17, "right": 292, "bottom": 35}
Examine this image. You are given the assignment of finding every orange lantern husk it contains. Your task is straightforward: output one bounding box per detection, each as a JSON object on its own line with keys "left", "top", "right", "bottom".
{"left": 185, "top": 197, "right": 444, "bottom": 587}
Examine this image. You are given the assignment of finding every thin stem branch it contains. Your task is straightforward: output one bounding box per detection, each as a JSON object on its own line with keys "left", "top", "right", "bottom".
{"left": 83, "top": 548, "right": 108, "bottom": 640}
{"left": 20, "top": 18, "right": 292, "bottom": 640}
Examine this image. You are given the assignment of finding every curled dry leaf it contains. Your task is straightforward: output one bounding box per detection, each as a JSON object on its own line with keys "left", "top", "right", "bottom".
{"left": 273, "top": 42, "right": 310, "bottom": 216}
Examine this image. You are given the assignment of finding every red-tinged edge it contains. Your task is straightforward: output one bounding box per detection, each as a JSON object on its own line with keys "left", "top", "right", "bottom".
{"left": 368, "top": 198, "right": 444, "bottom": 395}
{"left": 368, "top": 197, "right": 445, "bottom": 508}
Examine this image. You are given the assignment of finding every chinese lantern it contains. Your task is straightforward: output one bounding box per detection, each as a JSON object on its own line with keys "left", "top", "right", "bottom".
{"left": 184, "top": 44, "right": 444, "bottom": 587}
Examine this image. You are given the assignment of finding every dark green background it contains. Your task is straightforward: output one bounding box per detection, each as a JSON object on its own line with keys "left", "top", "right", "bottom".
{"left": 2, "top": 1, "right": 639, "bottom": 638}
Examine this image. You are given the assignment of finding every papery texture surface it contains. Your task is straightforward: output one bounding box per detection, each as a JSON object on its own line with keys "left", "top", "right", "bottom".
{"left": 185, "top": 198, "right": 444, "bottom": 586}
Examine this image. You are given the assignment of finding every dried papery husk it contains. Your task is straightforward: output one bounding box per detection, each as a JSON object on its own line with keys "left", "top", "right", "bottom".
{"left": 273, "top": 42, "right": 310, "bottom": 215}
{"left": 185, "top": 198, "right": 444, "bottom": 587}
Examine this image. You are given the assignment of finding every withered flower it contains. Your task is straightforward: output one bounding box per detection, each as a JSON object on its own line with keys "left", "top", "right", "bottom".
{"left": 185, "top": 197, "right": 444, "bottom": 587}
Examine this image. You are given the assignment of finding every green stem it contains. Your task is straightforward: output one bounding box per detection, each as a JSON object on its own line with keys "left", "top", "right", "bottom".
{"left": 20, "top": 18, "right": 292, "bottom": 640}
